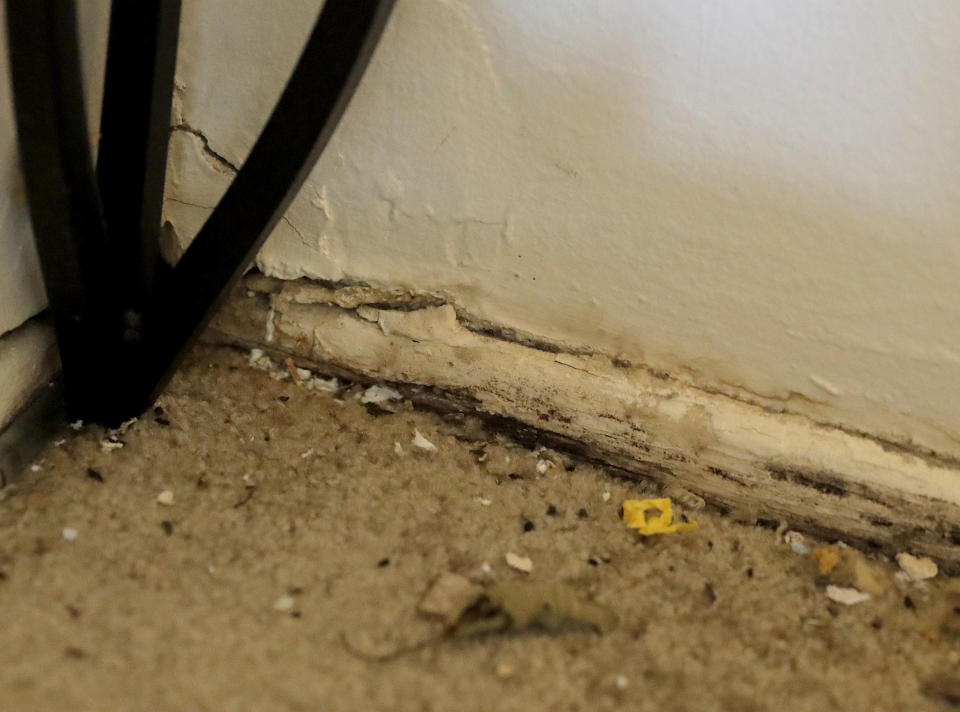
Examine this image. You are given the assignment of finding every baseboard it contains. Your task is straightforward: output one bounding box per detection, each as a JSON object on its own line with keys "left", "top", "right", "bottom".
{"left": 0, "top": 317, "right": 63, "bottom": 487}
{"left": 0, "top": 375, "right": 65, "bottom": 489}
{"left": 0, "top": 316, "right": 58, "bottom": 432}
{"left": 209, "top": 275, "right": 960, "bottom": 570}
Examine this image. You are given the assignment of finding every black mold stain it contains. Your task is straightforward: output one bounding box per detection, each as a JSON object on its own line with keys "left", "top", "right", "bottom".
{"left": 767, "top": 465, "right": 848, "bottom": 497}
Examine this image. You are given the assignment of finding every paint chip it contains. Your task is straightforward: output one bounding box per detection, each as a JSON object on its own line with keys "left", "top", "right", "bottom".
{"left": 825, "top": 585, "right": 870, "bottom": 606}
{"left": 360, "top": 385, "right": 402, "bottom": 405}
{"left": 248, "top": 348, "right": 273, "bottom": 370}
{"left": 536, "top": 459, "right": 552, "bottom": 474}
{"left": 69, "top": 420, "right": 83, "bottom": 431}
{"left": 156, "top": 490, "right": 175, "bottom": 506}
{"left": 273, "top": 594, "right": 295, "bottom": 612}
{"left": 100, "top": 438, "right": 124, "bottom": 453}
{"left": 305, "top": 375, "right": 338, "bottom": 393}
{"left": 30, "top": 464, "right": 40, "bottom": 472}
{"left": 601, "top": 491, "right": 611, "bottom": 502}
{"left": 61, "top": 528, "right": 78, "bottom": 542}
{"left": 116, "top": 417, "right": 138, "bottom": 434}
{"left": 411, "top": 430, "right": 437, "bottom": 452}
{"left": 505, "top": 552, "right": 533, "bottom": 573}
{"left": 265, "top": 307, "right": 276, "bottom": 342}
{"left": 896, "top": 552, "right": 938, "bottom": 581}
{"left": 394, "top": 441, "right": 404, "bottom": 456}
{"left": 476, "top": 497, "right": 493, "bottom": 506}
{"left": 784, "top": 530, "right": 809, "bottom": 554}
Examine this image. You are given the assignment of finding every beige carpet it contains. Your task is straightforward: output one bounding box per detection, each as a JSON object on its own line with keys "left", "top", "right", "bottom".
{"left": 1, "top": 345, "right": 958, "bottom": 711}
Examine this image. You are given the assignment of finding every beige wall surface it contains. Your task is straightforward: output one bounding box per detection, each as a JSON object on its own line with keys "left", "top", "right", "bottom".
{"left": 3, "top": 1, "right": 957, "bottom": 464}
{"left": 0, "top": 1, "right": 109, "bottom": 337}
{"left": 167, "top": 1, "right": 960, "bottom": 460}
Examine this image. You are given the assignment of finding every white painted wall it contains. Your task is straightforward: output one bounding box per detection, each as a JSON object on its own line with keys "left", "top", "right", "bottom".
{"left": 0, "top": 18, "right": 42, "bottom": 338}
{"left": 2, "top": 1, "right": 955, "bottom": 462}
{"left": 167, "top": 0, "right": 960, "bottom": 460}
{"left": 0, "top": 2, "right": 109, "bottom": 336}
{"left": 0, "top": 2, "right": 108, "bottom": 428}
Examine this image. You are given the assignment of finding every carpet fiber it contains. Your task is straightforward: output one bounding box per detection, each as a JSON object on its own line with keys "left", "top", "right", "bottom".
{"left": 0, "top": 345, "right": 957, "bottom": 711}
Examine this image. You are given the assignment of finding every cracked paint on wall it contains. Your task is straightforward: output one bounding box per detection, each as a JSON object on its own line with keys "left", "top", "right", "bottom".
{"left": 165, "top": 0, "right": 960, "bottom": 461}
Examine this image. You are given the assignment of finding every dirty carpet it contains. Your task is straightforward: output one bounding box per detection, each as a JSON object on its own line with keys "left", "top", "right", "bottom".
{"left": 1, "top": 345, "right": 959, "bottom": 711}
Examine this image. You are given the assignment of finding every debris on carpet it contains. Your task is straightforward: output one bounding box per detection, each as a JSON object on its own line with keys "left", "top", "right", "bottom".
{"left": 897, "top": 552, "right": 939, "bottom": 581}
{"left": 813, "top": 546, "right": 840, "bottom": 575}
{"left": 452, "top": 581, "right": 617, "bottom": 637}
{"left": 418, "top": 573, "right": 483, "bottom": 626}
{"left": 784, "top": 530, "right": 809, "bottom": 555}
{"left": 505, "top": 552, "right": 533, "bottom": 573}
{"left": 825, "top": 585, "right": 871, "bottom": 606}
{"left": 411, "top": 429, "right": 438, "bottom": 453}
{"left": 622, "top": 497, "right": 697, "bottom": 535}
{"left": 360, "top": 385, "right": 402, "bottom": 405}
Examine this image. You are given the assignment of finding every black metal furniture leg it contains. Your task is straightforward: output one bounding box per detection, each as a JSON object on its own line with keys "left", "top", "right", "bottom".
{"left": 131, "top": 0, "right": 397, "bottom": 419}
{"left": 97, "top": 0, "right": 182, "bottom": 316}
{"left": 5, "top": 0, "right": 114, "bottom": 418}
{"left": 5, "top": 0, "right": 396, "bottom": 426}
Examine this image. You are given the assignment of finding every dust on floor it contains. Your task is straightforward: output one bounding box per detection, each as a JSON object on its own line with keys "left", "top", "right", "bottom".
{"left": 1, "top": 345, "right": 960, "bottom": 712}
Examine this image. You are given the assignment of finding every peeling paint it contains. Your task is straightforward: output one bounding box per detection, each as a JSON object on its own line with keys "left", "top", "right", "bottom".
{"left": 165, "top": 1, "right": 960, "bottom": 465}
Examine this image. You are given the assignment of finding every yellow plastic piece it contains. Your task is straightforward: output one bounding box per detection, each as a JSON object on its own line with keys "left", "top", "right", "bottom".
{"left": 622, "top": 498, "right": 698, "bottom": 535}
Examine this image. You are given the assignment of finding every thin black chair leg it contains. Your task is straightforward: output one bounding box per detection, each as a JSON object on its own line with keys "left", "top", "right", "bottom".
{"left": 5, "top": 0, "right": 114, "bottom": 418}
{"left": 97, "top": 0, "right": 182, "bottom": 325}
{"left": 130, "top": 0, "right": 396, "bottom": 419}
{"left": 6, "top": 0, "right": 395, "bottom": 426}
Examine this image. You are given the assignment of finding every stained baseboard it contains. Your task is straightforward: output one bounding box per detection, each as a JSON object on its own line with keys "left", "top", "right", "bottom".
{"left": 209, "top": 275, "right": 960, "bottom": 571}
{"left": 0, "top": 318, "right": 62, "bottom": 487}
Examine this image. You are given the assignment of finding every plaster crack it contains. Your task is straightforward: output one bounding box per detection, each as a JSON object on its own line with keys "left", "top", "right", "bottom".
{"left": 281, "top": 215, "right": 316, "bottom": 252}
{"left": 451, "top": 217, "right": 506, "bottom": 228}
{"left": 167, "top": 197, "right": 216, "bottom": 211}
{"left": 554, "top": 357, "right": 600, "bottom": 378}
{"left": 171, "top": 123, "right": 240, "bottom": 174}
